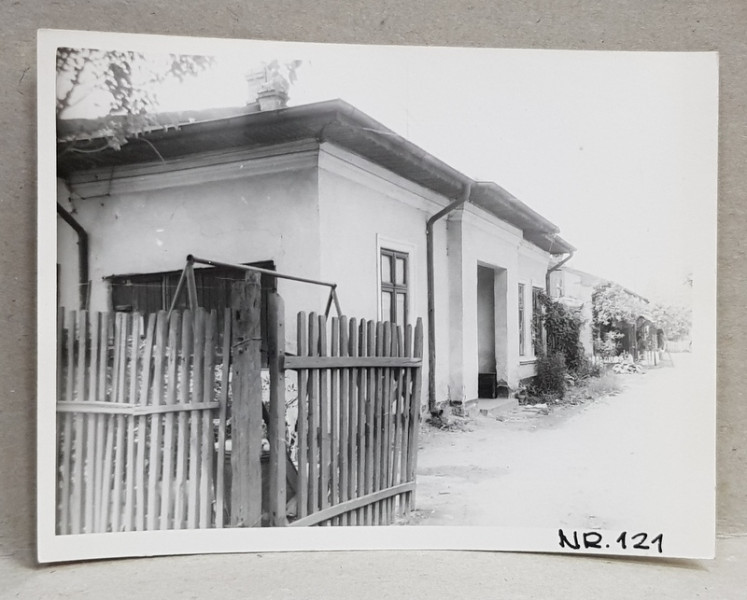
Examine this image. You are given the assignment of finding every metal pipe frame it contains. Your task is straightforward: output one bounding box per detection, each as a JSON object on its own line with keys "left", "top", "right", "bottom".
{"left": 183, "top": 255, "right": 343, "bottom": 317}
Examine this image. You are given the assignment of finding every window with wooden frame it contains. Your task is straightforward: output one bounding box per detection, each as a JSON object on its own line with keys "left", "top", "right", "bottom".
{"left": 380, "top": 248, "right": 409, "bottom": 326}
{"left": 518, "top": 283, "right": 526, "bottom": 356}
{"left": 532, "top": 286, "right": 544, "bottom": 355}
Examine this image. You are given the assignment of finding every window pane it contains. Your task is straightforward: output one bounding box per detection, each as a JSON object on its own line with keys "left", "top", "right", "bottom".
{"left": 396, "top": 293, "right": 406, "bottom": 325}
{"left": 382, "top": 291, "right": 392, "bottom": 322}
{"left": 381, "top": 254, "right": 392, "bottom": 284}
{"left": 395, "top": 257, "right": 406, "bottom": 285}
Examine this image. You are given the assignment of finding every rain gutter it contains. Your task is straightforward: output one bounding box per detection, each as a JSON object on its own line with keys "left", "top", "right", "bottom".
{"left": 545, "top": 251, "right": 575, "bottom": 295}
{"left": 56, "top": 202, "right": 89, "bottom": 309}
{"left": 426, "top": 182, "right": 472, "bottom": 416}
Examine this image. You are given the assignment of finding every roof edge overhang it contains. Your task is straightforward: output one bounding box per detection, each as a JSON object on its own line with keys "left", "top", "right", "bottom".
{"left": 57, "top": 99, "right": 573, "bottom": 251}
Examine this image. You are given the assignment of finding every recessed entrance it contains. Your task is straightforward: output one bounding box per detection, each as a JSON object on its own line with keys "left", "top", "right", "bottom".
{"left": 477, "top": 263, "right": 507, "bottom": 398}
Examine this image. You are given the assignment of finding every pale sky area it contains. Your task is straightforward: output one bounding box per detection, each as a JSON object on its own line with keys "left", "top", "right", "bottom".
{"left": 60, "top": 40, "right": 718, "bottom": 307}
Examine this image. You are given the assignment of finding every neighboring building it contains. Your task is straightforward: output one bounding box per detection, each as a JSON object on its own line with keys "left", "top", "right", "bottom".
{"left": 549, "top": 266, "right": 657, "bottom": 361}
{"left": 56, "top": 98, "right": 573, "bottom": 410}
{"left": 547, "top": 265, "right": 604, "bottom": 358}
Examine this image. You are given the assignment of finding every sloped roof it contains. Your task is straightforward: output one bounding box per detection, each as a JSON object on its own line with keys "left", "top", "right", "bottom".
{"left": 57, "top": 99, "right": 574, "bottom": 254}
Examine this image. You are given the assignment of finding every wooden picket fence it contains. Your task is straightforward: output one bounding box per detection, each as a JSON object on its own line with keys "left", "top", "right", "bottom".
{"left": 286, "top": 313, "right": 424, "bottom": 526}
{"left": 55, "top": 276, "right": 424, "bottom": 533}
{"left": 56, "top": 307, "right": 230, "bottom": 534}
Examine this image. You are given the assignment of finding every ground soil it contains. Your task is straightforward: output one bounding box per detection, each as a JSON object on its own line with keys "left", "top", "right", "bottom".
{"left": 408, "top": 353, "right": 712, "bottom": 545}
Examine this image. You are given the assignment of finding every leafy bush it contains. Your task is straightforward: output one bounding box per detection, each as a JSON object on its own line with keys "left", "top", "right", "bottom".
{"left": 576, "top": 356, "right": 602, "bottom": 379}
{"left": 533, "top": 351, "right": 567, "bottom": 399}
{"left": 594, "top": 330, "right": 623, "bottom": 359}
{"left": 536, "top": 291, "right": 585, "bottom": 373}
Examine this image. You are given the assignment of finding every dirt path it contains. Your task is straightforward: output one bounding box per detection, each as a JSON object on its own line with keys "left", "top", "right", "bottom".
{"left": 410, "top": 353, "right": 713, "bottom": 541}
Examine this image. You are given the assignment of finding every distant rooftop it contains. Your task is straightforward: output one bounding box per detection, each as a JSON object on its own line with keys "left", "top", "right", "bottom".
{"left": 556, "top": 265, "right": 650, "bottom": 304}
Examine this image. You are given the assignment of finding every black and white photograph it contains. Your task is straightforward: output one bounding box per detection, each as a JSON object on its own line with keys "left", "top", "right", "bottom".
{"left": 37, "top": 30, "right": 717, "bottom": 562}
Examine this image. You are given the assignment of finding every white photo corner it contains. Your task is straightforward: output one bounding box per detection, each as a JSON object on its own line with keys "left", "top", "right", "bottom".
{"left": 37, "top": 29, "right": 718, "bottom": 563}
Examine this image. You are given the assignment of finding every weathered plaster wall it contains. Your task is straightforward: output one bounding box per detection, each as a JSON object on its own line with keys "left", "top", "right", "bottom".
{"left": 317, "top": 143, "right": 452, "bottom": 407}
{"left": 59, "top": 145, "right": 322, "bottom": 347}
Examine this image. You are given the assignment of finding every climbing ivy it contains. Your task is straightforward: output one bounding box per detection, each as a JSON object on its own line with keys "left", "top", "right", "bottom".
{"left": 535, "top": 291, "right": 585, "bottom": 373}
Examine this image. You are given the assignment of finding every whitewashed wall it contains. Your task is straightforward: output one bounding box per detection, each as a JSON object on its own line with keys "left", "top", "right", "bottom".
{"left": 57, "top": 142, "right": 323, "bottom": 348}
{"left": 450, "top": 206, "right": 551, "bottom": 397}
{"left": 317, "top": 143, "right": 453, "bottom": 408}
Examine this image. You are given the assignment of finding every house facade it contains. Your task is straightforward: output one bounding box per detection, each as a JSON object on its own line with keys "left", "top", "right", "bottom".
{"left": 56, "top": 99, "right": 573, "bottom": 410}
{"left": 548, "top": 266, "right": 599, "bottom": 357}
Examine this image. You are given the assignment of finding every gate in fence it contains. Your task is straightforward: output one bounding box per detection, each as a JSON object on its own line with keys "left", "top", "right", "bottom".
{"left": 287, "top": 312, "right": 423, "bottom": 526}
{"left": 55, "top": 272, "right": 423, "bottom": 533}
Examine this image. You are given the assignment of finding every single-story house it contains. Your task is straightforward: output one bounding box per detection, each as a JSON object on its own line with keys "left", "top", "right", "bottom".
{"left": 56, "top": 97, "right": 574, "bottom": 411}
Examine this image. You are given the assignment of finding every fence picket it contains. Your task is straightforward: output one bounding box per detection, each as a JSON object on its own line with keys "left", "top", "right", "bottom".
{"left": 318, "top": 314, "right": 330, "bottom": 521}
{"left": 267, "top": 293, "right": 286, "bottom": 527}
{"left": 382, "top": 322, "right": 394, "bottom": 524}
{"left": 111, "top": 313, "right": 129, "bottom": 533}
{"left": 83, "top": 312, "right": 98, "bottom": 533}
{"left": 407, "top": 319, "right": 424, "bottom": 510}
{"left": 160, "top": 311, "right": 180, "bottom": 530}
{"left": 146, "top": 312, "right": 168, "bottom": 530}
{"left": 373, "top": 322, "right": 385, "bottom": 525}
{"left": 339, "top": 316, "right": 350, "bottom": 526}
{"left": 215, "top": 310, "right": 231, "bottom": 528}
{"left": 400, "top": 323, "right": 413, "bottom": 515}
{"left": 365, "top": 320, "right": 376, "bottom": 525}
{"left": 344, "top": 317, "right": 366, "bottom": 525}
{"left": 308, "top": 313, "right": 320, "bottom": 517}
{"left": 174, "top": 310, "right": 193, "bottom": 529}
{"left": 296, "top": 312, "right": 308, "bottom": 519}
{"left": 135, "top": 313, "right": 156, "bottom": 531}
{"left": 390, "top": 325, "right": 402, "bottom": 517}
{"left": 229, "top": 275, "right": 263, "bottom": 528}
{"left": 357, "top": 318, "right": 368, "bottom": 526}
{"left": 100, "top": 314, "right": 124, "bottom": 533}
{"left": 123, "top": 314, "right": 140, "bottom": 531}
{"left": 59, "top": 311, "right": 74, "bottom": 534}
{"left": 70, "top": 311, "right": 87, "bottom": 534}
{"left": 93, "top": 312, "right": 109, "bottom": 532}
{"left": 330, "top": 316, "right": 340, "bottom": 525}
{"left": 55, "top": 308, "right": 65, "bottom": 529}
{"left": 199, "top": 310, "right": 217, "bottom": 528}
{"left": 188, "top": 310, "right": 205, "bottom": 529}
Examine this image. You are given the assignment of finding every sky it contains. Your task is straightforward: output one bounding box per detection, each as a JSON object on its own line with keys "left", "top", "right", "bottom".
{"left": 60, "top": 40, "right": 718, "bottom": 307}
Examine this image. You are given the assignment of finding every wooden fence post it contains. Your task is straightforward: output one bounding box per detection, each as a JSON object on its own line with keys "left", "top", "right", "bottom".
{"left": 230, "top": 272, "right": 263, "bottom": 527}
{"left": 267, "top": 290, "right": 287, "bottom": 526}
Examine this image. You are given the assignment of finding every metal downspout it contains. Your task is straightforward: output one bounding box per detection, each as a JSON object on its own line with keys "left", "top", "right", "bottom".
{"left": 56, "top": 202, "right": 89, "bottom": 309}
{"left": 426, "top": 182, "right": 472, "bottom": 416}
{"left": 545, "top": 251, "right": 575, "bottom": 295}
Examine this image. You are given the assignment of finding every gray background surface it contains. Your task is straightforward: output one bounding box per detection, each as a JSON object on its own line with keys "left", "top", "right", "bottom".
{"left": 1, "top": 1, "right": 745, "bottom": 596}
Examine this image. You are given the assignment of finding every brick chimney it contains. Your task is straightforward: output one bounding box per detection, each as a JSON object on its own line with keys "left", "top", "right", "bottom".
{"left": 246, "top": 65, "right": 289, "bottom": 111}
